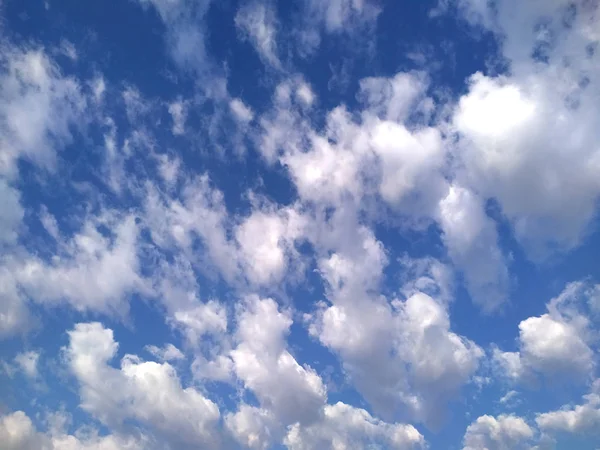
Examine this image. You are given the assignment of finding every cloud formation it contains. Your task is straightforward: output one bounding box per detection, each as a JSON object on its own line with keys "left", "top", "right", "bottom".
{"left": 1, "top": 1, "right": 600, "bottom": 449}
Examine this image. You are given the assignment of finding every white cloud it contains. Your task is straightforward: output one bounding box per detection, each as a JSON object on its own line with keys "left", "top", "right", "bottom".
{"left": 438, "top": 185, "right": 509, "bottom": 312}
{"left": 0, "top": 411, "right": 46, "bottom": 450}
{"left": 536, "top": 379, "right": 600, "bottom": 435}
{"left": 15, "top": 214, "right": 147, "bottom": 315}
{"left": 398, "top": 256, "right": 454, "bottom": 305}
{"left": 285, "top": 402, "right": 426, "bottom": 450}
{"left": 0, "top": 180, "right": 23, "bottom": 245}
{"left": 518, "top": 314, "right": 593, "bottom": 377}
{"left": 0, "top": 410, "right": 148, "bottom": 450}
{"left": 0, "top": 47, "right": 87, "bottom": 177}
{"left": 453, "top": 2, "right": 600, "bottom": 258}
{"left": 171, "top": 300, "right": 228, "bottom": 345}
{"left": 145, "top": 175, "right": 309, "bottom": 295}
{"left": 297, "top": 0, "right": 381, "bottom": 55}
{"left": 493, "top": 282, "right": 595, "bottom": 383}
{"left": 0, "top": 265, "right": 34, "bottom": 338}
{"left": 156, "top": 153, "right": 181, "bottom": 187}
{"left": 230, "top": 98, "right": 254, "bottom": 123}
{"left": 463, "top": 414, "right": 534, "bottom": 450}
{"left": 231, "top": 295, "right": 326, "bottom": 426}
{"left": 498, "top": 390, "right": 520, "bottom": 408}
{"left": 308, "top": 228, "right": 483, "bottom": 428}
{"left": 168, "top": 100, "right": 186, "bottom": 135}
{"left": 235, "top": 1, "right": 281, "bottom": 69}
{"left": 136, "top": 0, "right": 211, "bottom": 74}
{"left": 225, "top": 405, "right": 278, "bottom": 450}
{"left": 358, "top": 72, "right": 428, "bottom": 123}
{"left": 144, "top": 174, "right": 240, "bottom": 283}
{"left": 90, "top": 76, "right": 106, "bottom": 102}
{"left": 65, "top": 322, "right": 222, "bottom": 447}
{"left": 259, "top": 74, "right": 511, "bottom": 320}
{"left": 39, "top": 205, "right": 60, "bottom": 240}
{"left": 145, "top": 343, "right": 185, "bottom": 362}
{"left": 295, "top": 81, "right": 315, "bottom": 107}
{"left": 59, "top": 39, "right": 78, "bottom": 61}
{"left": 275, "top": 73, "right": 445, "bottom": 216}
{"left": 4, "top": 4, "right": 600, "bottom": 450}
{"left": 14, "top": 350, "right": 40, "bottom": 379}
{"left": 235, "top": 205, "right": 306, "bottom": 286}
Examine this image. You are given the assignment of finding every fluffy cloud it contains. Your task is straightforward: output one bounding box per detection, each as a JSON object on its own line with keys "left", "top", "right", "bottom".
{"left": 0, "top": 411, "right": 147, "bottom": 450}
{"left": 463, "top": 414, "right": 534, "bottom": 450}
{"left": 285, "top": 402, "right": 425, "bottom": 450}
{"left": 65, "top": 322, "right": 221, "bottom": 448}
{"left": 225, "top": 405, "right": 278, "bottom": 450}
{"left": 309, "top": 228, "right": 483, "bottom": 428}
{"left": 536, "top": 380, "right": 600, "bottom": 435}
{"left": 276, "top": 73, "right": 445, "bottom": 214}
{"left": 230, "top": 98, "right": 255, "bottom": 123}
{"left": 0, "top": 47, "right": 86, "bottom": 177}
{"left": 493, "top": 282, "right": 596, "bottom": 383}
{"left": 438, "top": 185, "right": 508, "bottom": 312}
{"left": 454, "top": 1, "right": 600, "bottom": 257}
{"left": 4, "top": 2, "right": 600, "bottom": 450}
{"left": 144, "top": 174, "right": 239, "bottom": 283}
{"left": 230, "top": 296, "right": 326, "bottom": 426}
{"left": 171, "top": 299, "right": 228, "bottom": 346}
{"left": 235, "top": 205, "right": 307, "bottom": 286}
{"left": 15, "top": 214, "right": 147, "bottom": 315}
{"left": 260, "top": 70, "right": 508, "bottom": 312}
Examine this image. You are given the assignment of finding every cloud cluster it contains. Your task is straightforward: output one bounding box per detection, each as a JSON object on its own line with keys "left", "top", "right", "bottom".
{"left": 493, "top": 282, "right": 598, "bottom": 384}
{"left": 2, "top": 0, "right": 600, "bottom": 449}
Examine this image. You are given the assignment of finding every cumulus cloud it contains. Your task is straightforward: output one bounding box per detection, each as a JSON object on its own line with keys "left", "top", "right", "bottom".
{"left": 493, "top": 282, "right": 596, "bottom": 384}
{"left": 225, "top": 405, "right": 278, "bottom": 450}
{"left": 65, "top": 322, "right": 222, "bottom": 448}
{"left": 171, "top": 300, "right": 228, "bottom": 345}
{"left": 231, "top": 296, "right": 326, "bottom": 426}
{"left": 453, "top": 0, "right": 600, "bottom": 258}
{"left": 536, "top": 379, "right": 600, "bottom": 436}
{"left": 15, "top": 214, "right": 147, "bottom": 315}
{"left": 0, "top": 410, "right": 148, "bottom": 450}
{"left": 143, "top": 174, "right": 240, "bottom": 284}
{"left": 308, "top": 227, "right": 483, "bottom": 428}
{"left": 235, "top": 205, "right": 307, "bottom": 286}
{"left": 260, "top": 71, "right": 508, "bottom": 312}
{"left": 463, "top": 414, "right": 534, "bottom": 450}
{"left": 438, "top": 185, "right": 509, "bottom": 312}
{"left": 4, "top": 2, "right": 600, "bottom": 450}
{"left": 285, "top": 402, "right": 426, "bottom": 450}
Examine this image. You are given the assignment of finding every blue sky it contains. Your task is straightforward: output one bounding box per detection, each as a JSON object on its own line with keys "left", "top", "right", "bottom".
{"left": 1, "top": 0, "right": 600, "bottom": 449}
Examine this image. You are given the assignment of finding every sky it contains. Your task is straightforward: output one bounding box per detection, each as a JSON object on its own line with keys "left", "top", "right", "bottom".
{"left": 0, "top": 0, "right": 600, "bottom": 449}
